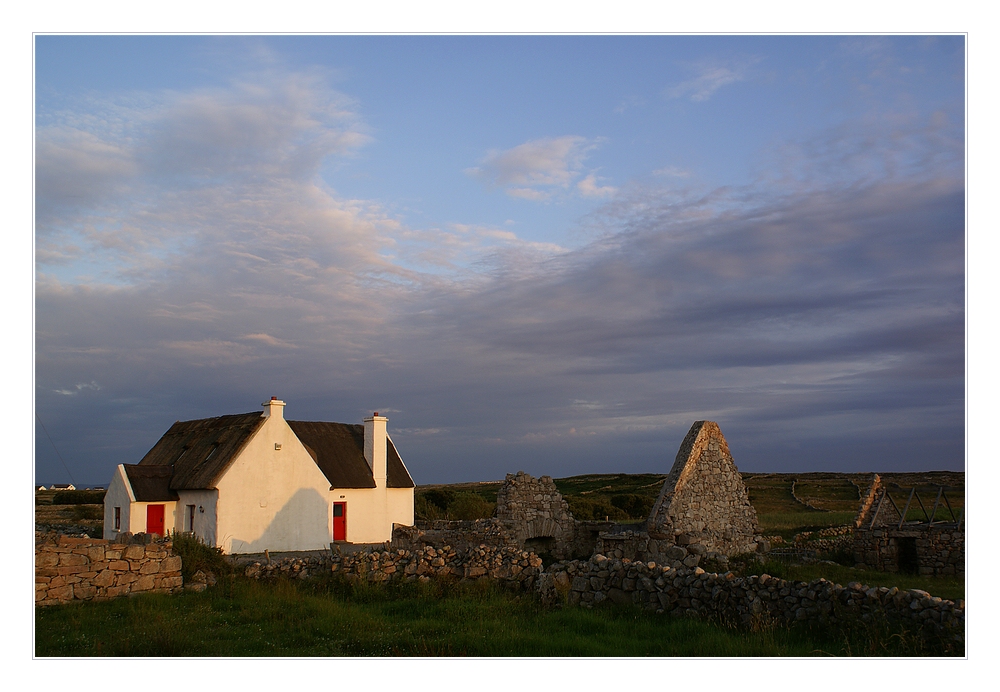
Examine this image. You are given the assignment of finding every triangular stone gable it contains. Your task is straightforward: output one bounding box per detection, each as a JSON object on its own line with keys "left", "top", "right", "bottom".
{"left": 854, "top": 473, "right": 901, "bottom": 529}
{"left": 647, "top": 421, "right": 758, "bottom": 554}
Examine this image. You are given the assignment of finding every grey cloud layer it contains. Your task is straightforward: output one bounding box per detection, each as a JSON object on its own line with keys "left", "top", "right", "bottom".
{"left": 35, "top": 75, "right": 964, "bottom": 485}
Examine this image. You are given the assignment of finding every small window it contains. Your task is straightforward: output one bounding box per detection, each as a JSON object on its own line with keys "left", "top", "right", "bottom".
{"left": 186, "top": 504, "right": 196, "bottom": 532}
{"left": 205, "top": 443, "right": 220, "bottom": 461}
{"left": 114, "top": 506, "right": 121, "bottom": 531}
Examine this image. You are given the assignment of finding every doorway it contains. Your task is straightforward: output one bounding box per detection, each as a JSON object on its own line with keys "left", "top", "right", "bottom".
{"left": 897, "top": 537, "right": 919, "bottom": 574}
{"left": 146, "top": 504, "right": 165, "bottom": 536}
{"left": 333, "top": 502, "right": 347, "bottom": 541}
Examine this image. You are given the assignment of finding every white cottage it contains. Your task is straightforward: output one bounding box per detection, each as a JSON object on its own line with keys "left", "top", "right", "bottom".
{"left": 103, "top": 398, "right": 415, "bottom": 553}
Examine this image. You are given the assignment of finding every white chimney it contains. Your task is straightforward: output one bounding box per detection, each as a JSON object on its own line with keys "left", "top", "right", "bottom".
{"left": 262, "top": 397, "right": 286, "bottom": 419}
{"left": 364, "top": 412, "right": 388, "bottom": 487}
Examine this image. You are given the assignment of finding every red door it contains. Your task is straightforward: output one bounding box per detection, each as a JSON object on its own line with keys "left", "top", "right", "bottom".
{"left": 333, "top": 502, "right": 347, "bottom": 541}
{"left": 146, "top": 504, "right": 165, "bottom": 536}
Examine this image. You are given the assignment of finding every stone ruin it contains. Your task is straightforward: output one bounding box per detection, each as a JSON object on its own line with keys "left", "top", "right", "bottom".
{"left": 392, "top": 471, "right": 609, "bottom": 560}
{"left": 494, "top": 471, "right": 577, "bottom": 556}
{"left": 596, "top": 421, "right": 761, "bottom": 567}
{"left": 646, "top": 421, "right": 759, "bottom": 555}
{"left": 394, "top": 421, "right": 761, "bottom": 565}
{"left": 852, "top": 474, "right": 964, "bottom": 576}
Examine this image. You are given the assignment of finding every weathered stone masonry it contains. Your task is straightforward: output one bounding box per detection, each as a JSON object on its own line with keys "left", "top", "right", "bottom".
{"left": 852, "top": 474, "right": 965, "bottom": 577}
{"left": 646, "top": 421, "right": 759, "bottom": 555}
{"left": 35, "top": 533, "right": 183, "bottom": 606}
{"left": 494, "top": 471, "right": 576, "bottom": 557}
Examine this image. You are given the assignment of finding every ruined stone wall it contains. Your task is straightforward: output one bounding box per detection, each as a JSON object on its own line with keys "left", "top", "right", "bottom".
{"left": 851, "top": 474, "right": 964, "bottom": 576}
{"left": 494, "top": 471, "right": 576, "bottom": 556}
{"left": 391, "top": 519, "right": 521, "bottom": 553}
{"left": 35, "top": 533, "right": 183, "bottom": 606}
{"left": 646, "top": 421, "right": 759, "bottom": 555}
{"left": 853, "top": 526, "right": 964, "bottom": 576}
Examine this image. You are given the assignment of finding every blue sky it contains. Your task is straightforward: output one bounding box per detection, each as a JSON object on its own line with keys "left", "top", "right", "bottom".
{"left": 34, "top": 35, "right": 965, "bottom": 485}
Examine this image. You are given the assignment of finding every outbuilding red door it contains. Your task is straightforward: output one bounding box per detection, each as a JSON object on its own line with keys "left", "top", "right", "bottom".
{"left": 333, "top": 502, "right": 347, "bottom": 541}
{"left": 146, "top": 504, "right": 165, "bottom": 536}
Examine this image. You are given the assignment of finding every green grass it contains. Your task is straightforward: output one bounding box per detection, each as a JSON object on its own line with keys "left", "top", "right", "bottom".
{"left": 756, "top": 511, "right": 857, "bottom": 539}
{"left": 738, "top": 559, "right": 964, "bottom": 602}
{"left": 34, "top": 576, "right": 954, "bottom": 657}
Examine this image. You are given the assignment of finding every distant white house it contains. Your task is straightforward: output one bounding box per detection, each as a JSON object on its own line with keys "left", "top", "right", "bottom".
{"left": 36, "top": 485, "right": 47, "bottom": 492}
{"left": 103, "top": 399, "right": 415, "bottom": 553}
{"left": 49, "top": 484, "right": 76, "bottom": 491}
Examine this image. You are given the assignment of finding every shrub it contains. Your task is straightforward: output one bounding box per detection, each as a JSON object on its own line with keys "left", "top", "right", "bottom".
{"left": 447, "top": 492, "right": 494, "bottom": 520}
{"left": 170, "top": 533, "right": 232, "bottom": 582}
{"left": 423, "top": 489, "right": 455, "bottom": 513}
{"left": 565, "top": 496, "right": 628, "bottom": 522}
{"left": 610, "top": 493, "right": 654, "bottom": 520}
{"left": 52, "top": 490, "right": 105, "bottom": 505}
{"left": 414, "top": 494, "right": 445, "bottom": 521}
{"left": 72, "top": 504, "right": 103, "bottom": 521}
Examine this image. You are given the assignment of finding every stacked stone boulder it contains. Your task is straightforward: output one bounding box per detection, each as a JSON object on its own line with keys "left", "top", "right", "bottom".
{"left": 35, "top": 533, "right": 183, "bottom": 606}
{"left": 646, "top": 421, "right": 759, "bottom": 555}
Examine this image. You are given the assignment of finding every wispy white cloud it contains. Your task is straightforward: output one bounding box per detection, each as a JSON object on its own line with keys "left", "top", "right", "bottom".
{"left": 577, "top": 172, "right": 617, "bottom": 198}
{"left": 53, "top": 381, "right": 101, "bottom": 396}
{"left": 465, "top": 136, "right": 611, "bottom": 201}
{"left": 667, "top": 57, "right": 760, "bottom": 102}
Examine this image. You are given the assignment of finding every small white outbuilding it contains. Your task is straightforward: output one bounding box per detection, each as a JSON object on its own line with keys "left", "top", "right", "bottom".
{"left": 103, "top": 398, "right": 415, "bottom": 553}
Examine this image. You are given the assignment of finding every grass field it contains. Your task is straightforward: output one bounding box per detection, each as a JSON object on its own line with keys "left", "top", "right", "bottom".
{"left": 34, "top": 575, "right": 956, "bottom": 657}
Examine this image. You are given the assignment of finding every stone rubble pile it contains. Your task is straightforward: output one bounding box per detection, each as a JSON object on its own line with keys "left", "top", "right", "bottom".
{"left": 596, "top": 530, "right": 731, "bottom": 572}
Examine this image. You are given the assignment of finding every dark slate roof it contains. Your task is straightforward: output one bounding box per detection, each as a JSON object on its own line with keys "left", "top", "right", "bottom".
{"left": 122, "top": 464, "right": 179, "bottom": 502}
{"left": 287, "top": 421, "right": 415, "bottom": 489}
{"left": 136, "top": 412, "right": 266, "bottom": 490}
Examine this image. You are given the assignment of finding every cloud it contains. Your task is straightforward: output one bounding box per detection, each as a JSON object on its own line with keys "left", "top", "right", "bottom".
{"left": 576, "top": 173, "right": 617, "bottom": 198}
{"left": 35, "top": 69, "right": 963, "bottom": 485}
{"left": 667, "top": 57, "right": 760, "bottom": 101}
{"left": 53, "top": 381, "right": 101, "bottom": 396}
{"left": 465, "top": 136, "right": 609, "bottom": 201}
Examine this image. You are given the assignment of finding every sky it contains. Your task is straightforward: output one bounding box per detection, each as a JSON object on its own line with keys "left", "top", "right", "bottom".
{"left": 34, "top": 34, "right": 966, "bottom": 486}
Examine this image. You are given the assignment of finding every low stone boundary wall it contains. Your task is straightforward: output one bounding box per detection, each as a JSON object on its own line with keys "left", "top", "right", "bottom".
{"left": 536, "top": 554, "right": 963, "bottom": 648}
{"left": 35, "top": 534, "right": 183, "bottom": 606}
{"left": 241, "top": 544, "right": 544, "bottom": 589}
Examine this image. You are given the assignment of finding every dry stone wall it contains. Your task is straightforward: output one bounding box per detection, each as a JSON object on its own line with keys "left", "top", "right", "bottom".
{"left": 494, "top": 471, "right": 576, "bottom": 556}
{"left": 647, "top": 421, "right": 759, "bottom": 555}
{"left": 241, "top": 543, "right": 544, "bottom": 589}
{"left": 35, "top": 533, "right": 183, "bottom": 606}
{"left": 536, "top": 554, "right": 963, "bottom": 650}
